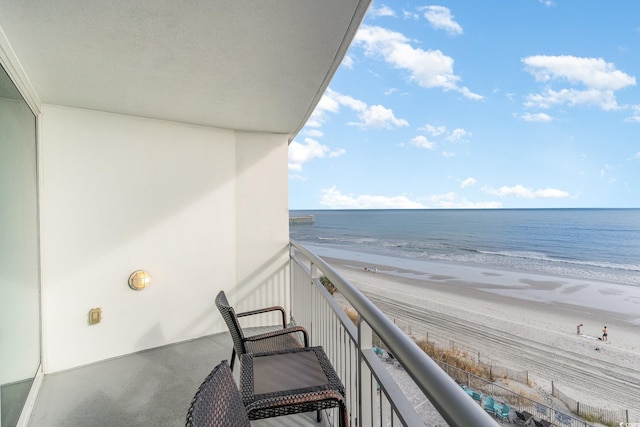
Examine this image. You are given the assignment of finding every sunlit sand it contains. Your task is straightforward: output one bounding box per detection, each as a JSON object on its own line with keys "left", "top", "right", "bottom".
{"left": 324, "top": 256, "right": 640, "bottom": 422}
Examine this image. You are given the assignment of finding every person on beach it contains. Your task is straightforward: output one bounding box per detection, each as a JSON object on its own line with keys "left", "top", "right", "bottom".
{"left": 577, "top": 323, "right": 583, "bottom": 334}
{"left": 602, "top": 326, "right": 608, "bottom": 342}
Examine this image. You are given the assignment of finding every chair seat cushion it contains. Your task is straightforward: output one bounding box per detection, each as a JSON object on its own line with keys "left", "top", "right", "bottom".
{"left": 245, "top": 332, "right": 303, "bottom": 354}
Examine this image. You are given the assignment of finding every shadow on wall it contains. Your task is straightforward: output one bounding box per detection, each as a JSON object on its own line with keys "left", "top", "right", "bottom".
{"left": 235, "top": 245, "right": 291, "bottom": 328}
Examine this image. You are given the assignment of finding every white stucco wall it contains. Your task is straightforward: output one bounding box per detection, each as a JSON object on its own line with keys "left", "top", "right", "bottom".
{"left": 234, "top": 132, "right": 290, "bottom": 320}
{"left": 38, "top": 105, "right": 291, "bottom": 373}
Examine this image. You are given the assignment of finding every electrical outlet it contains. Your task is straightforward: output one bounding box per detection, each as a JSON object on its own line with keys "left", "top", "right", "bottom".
{"left": 88, "top": 307, "right": 102, "bottom": 325}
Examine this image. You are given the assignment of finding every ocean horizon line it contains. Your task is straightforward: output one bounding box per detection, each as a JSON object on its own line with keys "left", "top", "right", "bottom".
{"left": 289, "top": 208, "right": 640, "bottom": 288}
{"left": 290, "top": 207, "right": 640, "bottom": 212}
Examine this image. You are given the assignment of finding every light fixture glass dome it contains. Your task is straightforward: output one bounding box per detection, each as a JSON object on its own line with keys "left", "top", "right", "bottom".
{"left": 128, "top": 270, "right": 151, "bottom": 290}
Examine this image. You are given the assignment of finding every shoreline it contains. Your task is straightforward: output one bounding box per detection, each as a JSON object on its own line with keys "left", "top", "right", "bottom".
{"left": 316, "top": 249, "right": 640, "bottom": 325}
{"left": 319, "top": 254, "right": 640, "bottom": 418}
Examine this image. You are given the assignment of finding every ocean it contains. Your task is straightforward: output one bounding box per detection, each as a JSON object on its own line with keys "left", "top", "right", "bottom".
{"left": 289, "top": 209, "right": 640, "bottom": 287}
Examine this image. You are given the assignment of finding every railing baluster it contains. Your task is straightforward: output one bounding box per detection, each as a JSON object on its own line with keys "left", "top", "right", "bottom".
{"left": 290, "top": 241, "right": 499, "bottom": 427}
{"left": 358, "top": 318, "right": 373, "bottom": 426}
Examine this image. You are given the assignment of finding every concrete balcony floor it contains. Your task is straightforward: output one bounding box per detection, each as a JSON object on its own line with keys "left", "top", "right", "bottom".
{"left": 28, "top": 329, "right": 322, "bottom": 427}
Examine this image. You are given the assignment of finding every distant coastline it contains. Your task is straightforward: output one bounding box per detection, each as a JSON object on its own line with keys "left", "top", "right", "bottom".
{"left": 289, "top": 209, "right": 640, "bottom": 287}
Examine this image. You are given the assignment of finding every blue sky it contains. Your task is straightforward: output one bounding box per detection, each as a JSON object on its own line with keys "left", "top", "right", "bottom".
{"left": 288, "top": 1, "right": 640, "bottom": 209}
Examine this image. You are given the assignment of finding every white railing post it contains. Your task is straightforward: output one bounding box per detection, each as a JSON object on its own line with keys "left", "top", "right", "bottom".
{"left": 309, "top": 262, "right": 319, "bottom": 346}
{"left": 358, "top": 317, "right": 373, "bottom": 427}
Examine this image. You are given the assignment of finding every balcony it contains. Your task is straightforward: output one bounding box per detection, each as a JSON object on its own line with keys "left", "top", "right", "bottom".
{"left": 23, "top": 241, "right": 497, "bottom": 426}
{"left": 2, "top": 2, "right": 382, "bottom": 426}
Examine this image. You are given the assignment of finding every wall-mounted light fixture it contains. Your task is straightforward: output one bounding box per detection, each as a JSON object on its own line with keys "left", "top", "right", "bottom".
{"left": 128, "top": 270, "right": 151, "bottom": 291}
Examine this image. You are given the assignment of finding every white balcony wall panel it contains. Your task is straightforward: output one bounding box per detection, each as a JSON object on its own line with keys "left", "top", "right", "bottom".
{"left": 233, "top": 131, "right": 290, "bottom": 322}
{"left": 39, "top": 105, "right": 237, "bottom": 373}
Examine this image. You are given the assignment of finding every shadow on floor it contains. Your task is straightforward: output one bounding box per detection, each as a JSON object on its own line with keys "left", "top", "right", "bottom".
{"left": 28, "top": 330, "right": 326, "bottom": 426}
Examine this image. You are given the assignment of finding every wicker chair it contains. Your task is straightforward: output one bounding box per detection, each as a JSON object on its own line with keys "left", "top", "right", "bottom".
{"left": 186, "top": 360, "right": 250, "bottom": 427}
{"left": 215, "top": 290, "right": 309, "bottom": 371}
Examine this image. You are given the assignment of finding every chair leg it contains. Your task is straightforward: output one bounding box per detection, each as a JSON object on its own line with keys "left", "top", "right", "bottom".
{"left": 230, "top": 348, "right": 236, "bottom": 371}
{"left": 340, "top": 403, "right": 348, "bottom": 427}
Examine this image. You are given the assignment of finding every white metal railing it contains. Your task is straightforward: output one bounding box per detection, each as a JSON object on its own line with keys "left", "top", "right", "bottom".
{"left": 290, "top": 240, "right": 499, "bottom": 427}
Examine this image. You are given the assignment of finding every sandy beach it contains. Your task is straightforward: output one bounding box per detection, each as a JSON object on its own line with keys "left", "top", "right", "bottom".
{"left": 322, "top": 255, "right": 640, "bottom": 422}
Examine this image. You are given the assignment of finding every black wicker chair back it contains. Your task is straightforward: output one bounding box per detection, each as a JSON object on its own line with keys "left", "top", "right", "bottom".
{"left": 215, "top": 291, "right": 246, "bottom": 358}
{"left": 185, "top": 360, "right": 250, "bottom": 427}
{"left": 215, "top": 291, "right": 309, "bottom": 370}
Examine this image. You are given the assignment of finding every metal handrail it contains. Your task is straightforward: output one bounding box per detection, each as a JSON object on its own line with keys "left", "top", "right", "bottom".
{"left": 290, "top": 239, "right": 499, "bottom": 427}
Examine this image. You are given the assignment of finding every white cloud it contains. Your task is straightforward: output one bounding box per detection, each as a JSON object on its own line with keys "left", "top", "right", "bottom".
{"left": 288, "top": 173, "right": 307, "bottom": 181}
{"left": 599, "top": 164, "right": 617, "bottom": 182}
{"left": 353, "top": 25, "right": 482, "bottom": 100}
{"left": 519, "top": 112, "right": 553, "bottom": 122}
{"left": 319, "top": 187, "right": 502, "bottom": 209}
{"left": 482, "top": 184, "right": 569, "bottom": 199}
{"left": 341, "top": 55, "right": 354, "bottom": 69}
{"left": 308, "top": 88, "right": 406, "bottom": 131}
{"left": 429, "top": 192, "right": 501, "bottom": 208}
{"left": 288, "top": 138, "right": 345, "bottom": 171}
{"left": 539, "top": 0, "right": 555, "bottom": 6}
{"left": 411, "top": 124, "right": 470, "bottom": 155}
{"left": 420, "top": 6, "right": 463, "bottom": 35}
{"left": 446, "top": 128, "right": 470, "bottom": 142}
{"left": 327, "top": 88, "right": 367, "bottom": 111}
{"left": 370, "top": 5, "right": 396, "bottom": 18}
{"left": 525, "top": 88, "right": 619, "bottom": 110}
{"left": 411, "top": 135, "right": 435, "bottom": 149}
{"left": 535, "top": 188, "right": 571, "bottom": 198}
{"left": 402, "top": 10, "right": 419, "bottom": 20}
{"left": 522, "top": 55, "right": 636, "bottom": 111}
{"left": 635, "top": 152, "right": 640, "bottom": 159}
{"left": 429, "top": 192, "right": 455, "bottom": 202}
{"left": 306, "top": 93, "right": 340, "bottom": 128}
{"left": 350, "top": 104, "right": 409, "bottom": 129}
{"left": 417, "top": 124, "right": 471, "bottom": 144}
{"left": 460, "top": 177, "right": 476, "bottom": 188}
{"left": 523, "top": 55, "right": 635, "bottom": 90}
{"left": 422, "top": 124, "right": 447, "bottom": 136}
{"left": 303, "top": 129, "right": 324, "bottom": 137}
{"left": 626, "top": 105, "right": 640, "bottom": 122}
{"left": 320, "top": 186, "right": 425, "bottom": 209}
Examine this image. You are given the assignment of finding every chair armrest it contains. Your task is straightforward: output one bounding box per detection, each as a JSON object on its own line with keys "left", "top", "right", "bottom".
{"left": 244, "top": 326, "right": 309, "bottom": 348}
{"left": 236, "top": 306, "right": 287, "bottom": 328}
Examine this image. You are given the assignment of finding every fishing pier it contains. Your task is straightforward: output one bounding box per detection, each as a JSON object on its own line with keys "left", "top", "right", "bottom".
{"left": 289, "top": 215, "right": 314, "bottom": 225}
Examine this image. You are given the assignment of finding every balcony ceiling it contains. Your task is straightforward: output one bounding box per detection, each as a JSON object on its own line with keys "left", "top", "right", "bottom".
{"left": 0, "top": 0, "right": 370, "bottom": 137}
